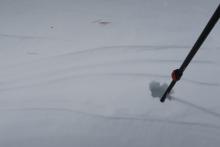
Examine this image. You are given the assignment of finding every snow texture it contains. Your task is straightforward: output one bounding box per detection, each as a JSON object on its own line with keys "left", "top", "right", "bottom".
{"left": 0, "top": 0, "right": 220, "bottom": 147}
{"left": 149, "top": 81, "right": 173, "bottom": 99}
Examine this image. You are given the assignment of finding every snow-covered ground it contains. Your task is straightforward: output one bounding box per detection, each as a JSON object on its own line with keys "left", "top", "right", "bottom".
{"left": 0, "top": 0, "right": 220, "bottom": 146}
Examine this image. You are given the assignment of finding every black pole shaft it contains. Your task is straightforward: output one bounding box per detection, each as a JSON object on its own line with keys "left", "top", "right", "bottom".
{"left": 179, "top": 4, "right": 220, "bottom": 72}
{"left": 160, "top": 4, "right": 220, "bottom": 103}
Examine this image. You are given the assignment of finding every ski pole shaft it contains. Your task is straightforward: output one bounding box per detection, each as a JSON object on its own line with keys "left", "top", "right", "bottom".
{"left": 160, "top": 4, "right": 220, "bottom": 103}
{"left": 160, "top": 81, "right": 176, "bottom": 102}
{"left": 180, "top": 4, "right": 220, "bottom": 72}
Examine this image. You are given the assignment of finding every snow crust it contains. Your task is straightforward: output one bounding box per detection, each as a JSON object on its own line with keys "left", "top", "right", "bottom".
{"left": 0, "top": 0, "right": 220, "bottom": 146}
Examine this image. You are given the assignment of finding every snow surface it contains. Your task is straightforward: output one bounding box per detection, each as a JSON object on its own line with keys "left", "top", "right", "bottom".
{"left": 0, "top": 0, "right": 220, "bottom": 146}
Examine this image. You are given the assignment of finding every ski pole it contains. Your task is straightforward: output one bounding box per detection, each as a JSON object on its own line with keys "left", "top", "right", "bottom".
{"left": 160, "top": 4, "right": 220, "bottom": 103}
